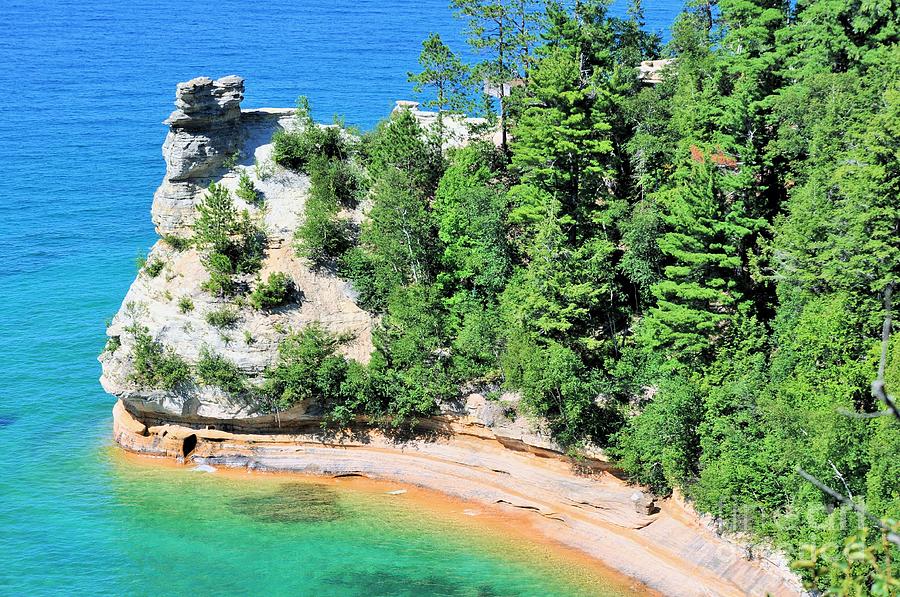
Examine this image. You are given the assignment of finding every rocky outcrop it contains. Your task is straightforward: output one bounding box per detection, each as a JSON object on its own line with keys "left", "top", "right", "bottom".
{"left": 162, "top": 75, "right": 244, "bottom": 182}
{"left": 638, "top": 59, "right": 674, "bottom": 84}
{"left": 151, "top": 75, "right": 296, "bottom": 235}
{"left": 101, "top": 76, "right": 373, "bottom": 420}
{"left": 391, "top": 100, "right": 501, "bottom": 148}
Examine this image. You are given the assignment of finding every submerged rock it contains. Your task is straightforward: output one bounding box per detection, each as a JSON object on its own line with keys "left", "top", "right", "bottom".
{"left": 228, "top": 483, "right": 342, "bottom": 524}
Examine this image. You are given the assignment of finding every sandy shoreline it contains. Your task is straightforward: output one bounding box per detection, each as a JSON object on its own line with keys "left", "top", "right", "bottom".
{"left": 112, "top": 400, "right": 802, "bottom": 596}
{"left": 113, "top": 448, "right": 654, "bottom": 596}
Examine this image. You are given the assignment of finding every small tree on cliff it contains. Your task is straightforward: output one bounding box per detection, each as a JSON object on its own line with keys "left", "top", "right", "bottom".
{"left": 193, "top": 183, "right": 265, "bottom": 295}
{"left": 408, "top": 33, "right": 473, "bottom": 116}
{"left": 452, "top": 0, "right": 540, "bottom": 152}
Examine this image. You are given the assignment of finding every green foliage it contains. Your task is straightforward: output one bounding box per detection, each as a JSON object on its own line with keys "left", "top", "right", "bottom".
{"left": 205, "top": 305, "right": 240, "bottom": 329}
{"left": 642, "top": 163, "right": 765, "bottom": 365}
{"left": 502, "top": 334, "right": 612, "bottom": 445}
{"left": 618, "top": 198, "right": 663, "bottom": 307}
{"left": 200, "top": 252, "right": 236, "bottom": 296}
{"left": 433, "top": 144, "right": 510, "bottom": 296}
{"left": 105, "top": 336, "right": 121, "bottom": 354}
{"left": 195, "top": 347, "right": 246, "bottom": 395}
{"left": 143, "top": 257, "right": 165, "bottom": 278}
{"left": 793, "top": 527, "right": 900, "bottom": 596}
{"left": 294, "top": 157, "right": 356, "bottom": 267}
{"left": 446, "top": 294, "right": 504, "bottom": 381}
{"left": 162, "top": 234, "right": 191, "bottom": 251}
{"left": 348, "top": 168, "right": 439, "bottom": 310}
{"left": 365, "top": 284, "right": 450, "bottom": 426}
{"left": 691, "top": 308, "right": 780, "bottom": 516}
{"left": 177, "top": 296, "right": 194, "bottom": 313}
{"left": 264, "top": 323, "right": 358, "bottom": 414}
{"left": 127, "top": 324, "right": 191, "bottom": 390}
{"left": 236, "top": 171, "right": 262, "bottom": 206}
{"left": 610, "top": 377, "right": 701, "bottom": 493}
{"left": 192, "top": 182, "right": 265, "bottom": 295}
{"left": 408, "top": 33, "right": 473, "bottom": 114}
{"left": 450, "top": 0, "right": 543, "bottom": 147}
{"left": 135, "top": 252, "right": 147, "bottom": 272}
{"left": 222, "top": 151, "right": 239, "bottom": 170}
{"left": 511, "top": 45, "right": 614, "bottom": 210}
{"left": 272, "top": 97, "right": 349, "bottom": 172}
{"left": 249, "top": 272, "right": 292, "bottom": 310}
{"left": 346, "top": 109, "right": 446, "bottom": 311}
{"left": 365, "top": 109, "right": 444, "bottom": 198}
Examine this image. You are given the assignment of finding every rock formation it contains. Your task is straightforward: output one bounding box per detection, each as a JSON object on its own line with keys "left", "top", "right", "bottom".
{"left": 637, "top": 59, "right": 674, "bottom": 84}
{"left": 101, "top": 76, "right": 372, "bottom": 420}
{"left": 151, "top": 75, "right": 297, "bottom": 235}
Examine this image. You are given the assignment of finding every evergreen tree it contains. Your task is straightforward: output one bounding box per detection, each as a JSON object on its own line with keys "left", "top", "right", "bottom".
{"left": 512, "top": 45, "right": 614, "bottom": 219}
{"left": 366, "top": 109, "right": 444, "bottom": 197}
{"left": 452, "top": 0, "right": 541, "bottom": 151}
{"left": 643, "top": 162, "right": 764, "bottom": 364}
{"left": 408, "top": 33, "right": 473, "bottom": 116}
{"left": 434, "top": 144, "right": 510, "bottom": 298}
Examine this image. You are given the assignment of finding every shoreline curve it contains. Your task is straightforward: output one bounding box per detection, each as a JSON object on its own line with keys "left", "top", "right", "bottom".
{"left": 112, "top": 400, "right": 802, "bottom": 597}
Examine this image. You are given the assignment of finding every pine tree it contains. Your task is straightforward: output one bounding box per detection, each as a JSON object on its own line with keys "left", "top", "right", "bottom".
{"left": 451, "top": 0, "right": 540, "bottom": 151}
{"left": 644, "top": 161, "right": 765, "bottom": 363}
{"left": 408, "top": 33, "right": 473, "bottom": 116}
{"left": 511, "top": 45, "right": 614, "bottom": 220}
{"left": 366, "top": 109, "right": 444, "bottom": 198}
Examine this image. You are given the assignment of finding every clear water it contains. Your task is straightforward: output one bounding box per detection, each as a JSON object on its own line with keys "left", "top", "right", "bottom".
{"left": 0, "top": 1, "right": 679, "bottom": 594}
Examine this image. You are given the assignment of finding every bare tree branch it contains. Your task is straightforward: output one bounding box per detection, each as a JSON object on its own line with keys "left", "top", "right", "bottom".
{"left": 836, "top": 407, "right": 896, "bottom": 419}
{"left": 871, "top": 283, "right": 899, "bottom": 420}
{"left": 827, "top": 460, "right": 853, "bottom": 501}
{"left": 796, "top": 467, "right": 899, "bottom": 547}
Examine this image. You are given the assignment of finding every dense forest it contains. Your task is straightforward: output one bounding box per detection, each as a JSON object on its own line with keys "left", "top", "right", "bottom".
{"left": 167, "top": 0, "right": 900, "bottom": 592}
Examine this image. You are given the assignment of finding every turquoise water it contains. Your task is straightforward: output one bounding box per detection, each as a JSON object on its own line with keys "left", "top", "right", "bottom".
{"left": 0, "top": 1, "right": 678, "bottom": 594}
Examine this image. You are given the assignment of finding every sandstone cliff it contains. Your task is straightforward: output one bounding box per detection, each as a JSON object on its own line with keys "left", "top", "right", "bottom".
{"left": 100, "top": 76, "right": 522, "bottom": 431}
{"left": 100, "top": 75, "right": 374, "bottom": 420}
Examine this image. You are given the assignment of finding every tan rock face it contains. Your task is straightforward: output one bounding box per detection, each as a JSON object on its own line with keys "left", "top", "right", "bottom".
{"left": 151, "top": 75, "right": 296, "bottom": 235}
{"left": 101, "top": 76, "right": 373, "bottom": 421}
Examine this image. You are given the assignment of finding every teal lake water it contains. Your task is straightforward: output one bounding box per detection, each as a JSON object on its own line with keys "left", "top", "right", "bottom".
{"left": 0, "top": 1, "right": 678, "bottom": 594}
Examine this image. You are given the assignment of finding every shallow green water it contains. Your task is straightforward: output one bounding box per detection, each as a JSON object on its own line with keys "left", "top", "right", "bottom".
{"left": 102, "top": 458, "right": 629, "bottom": 596}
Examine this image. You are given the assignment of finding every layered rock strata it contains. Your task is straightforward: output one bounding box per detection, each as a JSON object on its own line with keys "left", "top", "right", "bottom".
{"left": 151, "top": 75, "right": 297, "bottom": 235}
{"left": 101, "top": 76, "right": 372, "bottom": 420}
{"left": 113, "top": 400, "right": 802, "bottom": 597}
